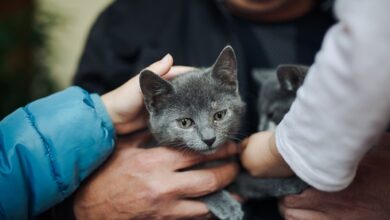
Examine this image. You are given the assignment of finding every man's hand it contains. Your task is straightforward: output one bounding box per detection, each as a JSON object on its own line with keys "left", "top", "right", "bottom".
{"left": 74, "top": 132, "right": 240, "bottom": 220}
{"left": 240, "top": 131, "right": 293, "bottom": 177}
{"left": 279, "top": 133, "right": 390, "bottom": 220}
{"left": 101, "top": 54, "right": 193, "bottom": 134}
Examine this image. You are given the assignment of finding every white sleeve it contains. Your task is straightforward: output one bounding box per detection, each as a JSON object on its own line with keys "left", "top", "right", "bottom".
{"left": 275, "top": 0, "right": 390, "bottom": 192}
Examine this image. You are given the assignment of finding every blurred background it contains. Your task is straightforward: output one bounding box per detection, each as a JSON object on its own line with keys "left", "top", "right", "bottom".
{"left": 0, "top": 0, "right": 112, "bottom": 118}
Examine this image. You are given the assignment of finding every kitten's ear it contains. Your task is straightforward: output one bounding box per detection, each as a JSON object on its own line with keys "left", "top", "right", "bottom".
{"left": 211, "top": 46, "right": 238, "bottom": 89}
{"left": 139, "top": 70, "right": 174, "bottom": 111}
{"left": 277, "top": 65, "right": 309, "bottom": 92}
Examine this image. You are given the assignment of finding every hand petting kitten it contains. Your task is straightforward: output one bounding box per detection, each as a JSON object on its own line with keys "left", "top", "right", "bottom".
{"left": 101, "top": 54, "right": 194, "bottom": 134}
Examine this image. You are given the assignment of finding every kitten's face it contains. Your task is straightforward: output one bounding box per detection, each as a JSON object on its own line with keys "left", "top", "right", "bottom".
{"left": 255, "top": 65, "right": 308, "bottom": 131}
{"left": 140, "top": 46, "right": 245, "bottom": 153}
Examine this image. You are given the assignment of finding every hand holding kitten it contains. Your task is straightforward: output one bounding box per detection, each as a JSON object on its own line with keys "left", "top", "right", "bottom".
{"left": 101, "top": 54, "right": 193, "bottom": 134}
{"left": 74, "top": 132, "right": 240, "bottom": 220}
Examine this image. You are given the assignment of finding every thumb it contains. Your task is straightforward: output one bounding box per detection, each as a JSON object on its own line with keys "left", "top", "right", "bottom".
{"left": 101, "top": 54, "right": 173, "bottom": 125}
{"left": 145, "top": 53, "right": 173, "bottom": 76}
{"left": 115, "top": 53, "right": 173, "bottom": 95}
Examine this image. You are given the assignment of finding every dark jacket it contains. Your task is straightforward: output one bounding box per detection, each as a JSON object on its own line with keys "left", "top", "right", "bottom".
{"left": 74, "top": 0, "right": 334, "bottom": 135}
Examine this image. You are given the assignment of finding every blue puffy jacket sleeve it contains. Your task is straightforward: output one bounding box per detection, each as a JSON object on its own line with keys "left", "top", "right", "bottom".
{"left": 0, "top": 86, "right": 115, "bottom": 219}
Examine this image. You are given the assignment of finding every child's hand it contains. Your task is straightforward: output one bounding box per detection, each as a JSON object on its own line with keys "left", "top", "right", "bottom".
{"left": 240, "top": 131, "right": 294, "bottom": 177}
{"left": 101, "top": 54, "right": 193, "bottom": 134}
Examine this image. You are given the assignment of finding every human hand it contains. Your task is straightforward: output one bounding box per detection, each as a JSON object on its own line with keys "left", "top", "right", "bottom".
{"left": 101, "top": 54, "right": 193, "bottom": 134}
{"left": 240, "top": 131, "right": 293, "bottom": 177}
{"left": 73, "top": 132, "right": 240, "bottom": 220}
{"left": 279, "top": 133, "right": 390, "bottom": 220}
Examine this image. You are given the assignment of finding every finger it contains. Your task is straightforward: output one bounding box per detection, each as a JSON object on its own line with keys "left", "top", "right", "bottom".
{"left": 281, "top": 188, "right": 325, "bottom": 209}
{"left": 146, "top": 53, "right": 173, "bottom": 76}
{"left": 150, "top": 142, "right": 240, "bottom": 170}
{"left": 175, "top": 142, "right": 240, "bottom": 169}
{"left": 168, "top": 200, "right": 209, "bottom": 219}
{"left": 281, "top": 208, "right": 331, "bottom": 220}
{"left": 176, "top": 162, "right": 239, "bottom": 198}
{"left": 278, "top": 200, "right": 287, "bottom": 216}
{"left": 163, "top": 66, "right": 196, "bottom": 80}
{"left": 116, "top": 53, "right": 173, "bottom": 97}
{"left": 119, "top": 54, "right": 173, "bottom": 90}
{"left": 200, "top": 141, "right": 241, "bottom": 163}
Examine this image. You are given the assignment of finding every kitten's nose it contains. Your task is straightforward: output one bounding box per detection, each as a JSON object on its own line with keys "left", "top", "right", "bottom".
{"left": 202, "top": 137, "right": 216, "bottom": 147}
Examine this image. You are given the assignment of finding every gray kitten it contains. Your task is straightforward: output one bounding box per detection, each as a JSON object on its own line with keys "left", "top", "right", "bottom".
{"left": 232, "top": 65, "right": 310, "bottom": 200}
{"left": 140, "top": 46, "right": 245, "bottom": 220}
{"left": 140, "top": 46, "right": 245, "bottom": 154}
{"left": 254, "top": 65, "right": 308, "bottom": 131}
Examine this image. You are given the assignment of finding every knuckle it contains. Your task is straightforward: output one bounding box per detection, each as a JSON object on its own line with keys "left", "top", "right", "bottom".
{"left": 141, "top": 188, "right": 159, "bottom": 204}
{"left": 144, "top": 182, "right": 166, "bottom": 203}
{"left": 284, "top": 209, "right": 298, "bottom": 220}
{"left": 283, "top": 196, "right": 298, "bottom": 207}
{"left": 155, "top": 184, "right": 171, "bottom": 197}
{"left": 200, "top": 173, "right": 219, "bottom": 193}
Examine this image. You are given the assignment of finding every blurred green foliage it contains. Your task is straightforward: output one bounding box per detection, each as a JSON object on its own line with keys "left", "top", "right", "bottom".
{"left": 0, "top": 2, "right": 57, "bottom": 119}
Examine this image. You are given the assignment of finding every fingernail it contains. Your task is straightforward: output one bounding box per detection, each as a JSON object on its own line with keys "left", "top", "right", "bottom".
{"left": 161, "top": 53, "right": 171, "bottom": 64}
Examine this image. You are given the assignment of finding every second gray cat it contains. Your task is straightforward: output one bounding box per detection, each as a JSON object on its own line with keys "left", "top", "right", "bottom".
{"left": 231, "top": 65, "right": 310, "bottom": 200}
{"left": 254, "top": 65, "right": 309, "bottom": 131}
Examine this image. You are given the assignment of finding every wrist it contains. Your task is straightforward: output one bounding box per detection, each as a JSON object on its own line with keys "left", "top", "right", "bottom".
{"left": 101, "top": 92, "right": 119, "bottom": 124}
{"left": 241, "top": 132, "right": 293, "bottom": 177}
{"left": 267, "top": 133, "right": 294, "bottom": 177}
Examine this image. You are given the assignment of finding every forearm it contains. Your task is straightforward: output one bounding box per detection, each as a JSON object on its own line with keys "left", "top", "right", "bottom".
{"left": 276, "top": 0, "right": 390, "bottom": 191}
{"left": 0, "top": 87, "right": 115, "bottom": 218}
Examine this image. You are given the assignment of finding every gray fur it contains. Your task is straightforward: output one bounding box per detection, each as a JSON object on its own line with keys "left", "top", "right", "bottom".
{"left": 231, "top": 173, "right": 308, "bottom": 199}
{"left": 202, "top": 190, "right": 243, "bottom": 220}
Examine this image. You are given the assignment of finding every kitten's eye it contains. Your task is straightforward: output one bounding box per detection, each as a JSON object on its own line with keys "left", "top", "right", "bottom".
{"left": 177, "top": 118, "right": 194, "bottom": 129}
{"left": 214, "top": 110, "right": 227, "bottom": 121}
